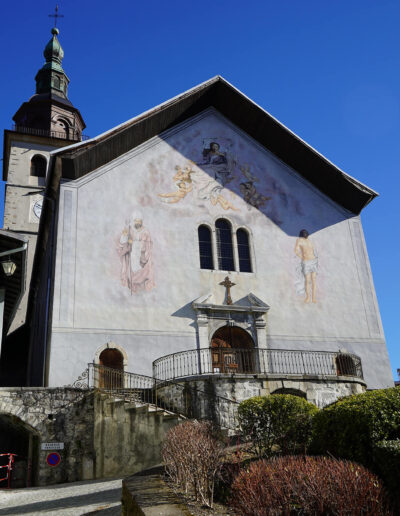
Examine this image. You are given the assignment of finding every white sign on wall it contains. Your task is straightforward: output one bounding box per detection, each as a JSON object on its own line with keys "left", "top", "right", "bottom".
{"left": 41, "top": 442, "right": 64, "bottom": 451}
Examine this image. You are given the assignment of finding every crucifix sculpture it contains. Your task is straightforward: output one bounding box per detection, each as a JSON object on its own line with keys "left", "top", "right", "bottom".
{"left": 49, "top": 5, "right": 64, "bottom": 27}
{"left": 219, "top": 276, "right": 236, "bottom": 305}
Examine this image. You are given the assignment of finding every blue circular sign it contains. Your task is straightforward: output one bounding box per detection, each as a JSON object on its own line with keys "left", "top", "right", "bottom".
{"left": 46, "top": 452, "right": 61, "bottom": 467}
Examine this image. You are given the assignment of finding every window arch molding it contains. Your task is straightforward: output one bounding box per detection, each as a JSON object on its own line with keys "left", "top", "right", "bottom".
{"left": 197, "top": 218, "right": 255, "bottom": 273}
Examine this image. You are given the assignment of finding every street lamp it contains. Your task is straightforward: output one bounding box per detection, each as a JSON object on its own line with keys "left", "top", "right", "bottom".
{"left": 1, "top": 260, "right": 16, "bottom": 277}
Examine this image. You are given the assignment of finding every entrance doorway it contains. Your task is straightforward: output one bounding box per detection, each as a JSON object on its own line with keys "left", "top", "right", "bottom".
{"left": 99, "top": 348, "right": 124, "bottom": 390}
{"left": 0, "top": 415, "right": 39, "bottom": 488}
{"left": 211, "top": 326, "right": 255, "bottom": 373}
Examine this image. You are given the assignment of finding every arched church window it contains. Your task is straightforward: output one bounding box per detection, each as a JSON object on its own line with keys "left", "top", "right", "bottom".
{"left": 198, "top": 225, "right": 214, "bottom": 270}
{"left": 30, "top": 155, "right": 47, "bottom": 177}
{"left": 236, "top": 228, "right": 252, "bottom": 272}
{"left": 216, "top": 218, "right": 234, "bottom": 271}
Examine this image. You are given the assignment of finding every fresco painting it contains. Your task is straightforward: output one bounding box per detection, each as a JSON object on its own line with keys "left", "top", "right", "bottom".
{"left": 198, "top": 139, "right": 235, "bottom": 186}
{"left": 159, "top": 160, "right": 238, "bottom": 211}
{"left": 294, "top": 229, "right": 318, "bottom": 303}
{"left": 239, "top": 164, "right": 271, "bottom": 209}
{"left": 117, "top": 213, "right": 155, "bottom": 293}
{"left": 157, "top": 137, "right": 280, "bottom": 215}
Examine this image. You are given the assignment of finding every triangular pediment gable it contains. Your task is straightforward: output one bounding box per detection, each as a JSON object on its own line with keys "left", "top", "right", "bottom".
{"left": 52, "top": 76, "right": 376, "bottom": 215}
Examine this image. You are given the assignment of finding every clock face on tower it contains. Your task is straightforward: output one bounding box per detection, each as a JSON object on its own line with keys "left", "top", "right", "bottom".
{"left": 29, "top": 194, "right": 44, "bottom": 223}
{"left": 33, "top": 198, "right": 43, "bottom": 219}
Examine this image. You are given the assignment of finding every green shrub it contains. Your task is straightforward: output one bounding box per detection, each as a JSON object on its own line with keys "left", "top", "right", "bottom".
{"left": 373, "top": 440, "right": 400, "bottom": 507}
{"left": 238, "top": 394, "right": 318, "bottom": 458}
{"left": 229, "top": 456, "right": 393, "bottom": 516}
{"left": 312, "top": 388, "right": 400, "bottom": 466}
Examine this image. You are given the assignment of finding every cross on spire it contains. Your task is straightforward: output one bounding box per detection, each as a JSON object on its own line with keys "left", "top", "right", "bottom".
{"left": 219, "top": 276, "right": 236, "bottom": 305}
{"left": 48, "top": 5, "right": 64, "bottom": 28}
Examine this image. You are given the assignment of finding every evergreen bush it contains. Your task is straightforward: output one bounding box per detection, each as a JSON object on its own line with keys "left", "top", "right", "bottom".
{"left": 312, "top": 387, "right": 400, "bottom": 465}
{"left": 373, "top": 440, "right": 400, "bottom": 507}
{"left": 238, "top": 394, "right": 318, "bottom": 458}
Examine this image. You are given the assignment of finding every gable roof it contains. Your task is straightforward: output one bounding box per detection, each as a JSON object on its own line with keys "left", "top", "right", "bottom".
{"left": 51, "top": 75, "right": 377, "bottom": 215}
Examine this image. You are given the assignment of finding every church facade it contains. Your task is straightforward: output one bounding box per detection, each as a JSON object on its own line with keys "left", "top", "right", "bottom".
{"left": 1, "top": 28, "right": 393, "bottom": 402}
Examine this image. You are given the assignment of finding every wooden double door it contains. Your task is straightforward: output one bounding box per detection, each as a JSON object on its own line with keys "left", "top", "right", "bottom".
{"left": 211, "top": 326, "right": 255, "bottom": 374}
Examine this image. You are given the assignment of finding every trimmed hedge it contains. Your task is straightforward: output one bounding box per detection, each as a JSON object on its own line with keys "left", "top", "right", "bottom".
{"left": 312, "top": 387, "right": 400, "bottom": 466}
{"left": 373, "top": 440, "right": 400, "bottom": 505}
{"left": 238, "top": 394, "right": 318, "bottom": 458}
{"left": 229, "top": 456, "right": 393, "bottom": 516}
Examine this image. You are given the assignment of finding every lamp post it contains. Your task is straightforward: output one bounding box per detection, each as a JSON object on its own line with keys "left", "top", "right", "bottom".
{"left": 1, "top": 259, "right": 17, "bottom": 277}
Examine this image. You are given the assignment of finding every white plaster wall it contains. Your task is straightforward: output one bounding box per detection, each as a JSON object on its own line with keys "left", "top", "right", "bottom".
{"left": 48, "top": 109, "right": 391, "bottom": 388}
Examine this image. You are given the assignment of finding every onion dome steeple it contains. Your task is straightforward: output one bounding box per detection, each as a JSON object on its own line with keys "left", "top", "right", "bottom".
{"left": 35, "top": 27, "right": 69, "bottom": 98}
{"left": 11, "top": 23, "right": 86, "bottom": 142}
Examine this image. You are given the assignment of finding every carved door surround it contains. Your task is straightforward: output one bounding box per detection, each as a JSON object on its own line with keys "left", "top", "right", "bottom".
{"left": 192, "top": 292, "right": 270, "bottom": 352}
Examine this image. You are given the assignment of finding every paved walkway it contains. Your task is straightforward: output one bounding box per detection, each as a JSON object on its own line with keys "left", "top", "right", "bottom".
{"left": 0, "top": 478, "right": 122, "bottom": 515}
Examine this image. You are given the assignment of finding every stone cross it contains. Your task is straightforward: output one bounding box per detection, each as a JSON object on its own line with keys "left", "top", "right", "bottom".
{"left": 219, "top": 276, "right": 236, "bottom": 305}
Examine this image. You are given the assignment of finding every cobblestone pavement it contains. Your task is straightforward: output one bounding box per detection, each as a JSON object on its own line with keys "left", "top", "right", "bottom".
{"left": 0, "top": 478, "right": 122, "bottom": 515}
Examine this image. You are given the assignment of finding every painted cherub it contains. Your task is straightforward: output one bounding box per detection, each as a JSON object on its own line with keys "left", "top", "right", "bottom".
{"left": 158, "top": 164, "right": 194, "bottom": 204}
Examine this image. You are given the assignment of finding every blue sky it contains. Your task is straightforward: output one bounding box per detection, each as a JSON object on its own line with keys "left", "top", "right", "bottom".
{"left": 1, "top": 1, "right": 399, "bottom": 380}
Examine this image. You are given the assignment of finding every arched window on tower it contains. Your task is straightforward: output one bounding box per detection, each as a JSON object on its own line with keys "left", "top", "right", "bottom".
{"left": 236, "top": 228, "right": 252, "bottom": 272}
{"left": 216, "top": 218, "right": 234, "bottom": 271}
{"left": 198, "top": 225, "right": 214, "bottom": 270}
{"left": 30, "top": 155, "right": 47, "bottom": 177}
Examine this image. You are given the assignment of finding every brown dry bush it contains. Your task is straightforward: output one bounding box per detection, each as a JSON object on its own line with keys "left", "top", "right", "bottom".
{"left": 230, "top": 455, "right": 393, "bottom": 516}
{"left": 162, "top": 420, "right": 224, "bottom": 508}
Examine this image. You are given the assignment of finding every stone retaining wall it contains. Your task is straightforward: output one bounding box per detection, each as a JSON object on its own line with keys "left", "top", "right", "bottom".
{"left": 157, "top": 374, "right": 366, "bottom": 428}
{"left": 0, "top": 387, "right": 95, "bottom": 486}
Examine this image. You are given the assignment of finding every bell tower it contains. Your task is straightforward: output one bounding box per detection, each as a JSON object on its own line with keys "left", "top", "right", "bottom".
{"left": 2, "top": 25, "right": 86, "bottom": 333}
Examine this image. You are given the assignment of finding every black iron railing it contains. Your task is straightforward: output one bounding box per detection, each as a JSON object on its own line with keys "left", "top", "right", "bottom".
{"left": 74, "top": 363, "right": 240, "bottom": 431}
{"left": 12, "top": 124, "right": 90, "bottom": 141}
{"left": 152, "top": 348, "right": 364, "bottom": 382}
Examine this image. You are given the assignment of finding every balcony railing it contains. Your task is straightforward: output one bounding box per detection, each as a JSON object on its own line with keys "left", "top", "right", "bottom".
{"left": 152, "top": 348, "right": 364, "bottom": 382}
{"left": 11, "top": 124, "right": 90, "bottom": 141}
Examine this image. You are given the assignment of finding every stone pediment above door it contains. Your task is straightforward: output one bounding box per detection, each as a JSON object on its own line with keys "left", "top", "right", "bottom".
{"left": 192, "top": 293, "right": 270, "bottom": 349}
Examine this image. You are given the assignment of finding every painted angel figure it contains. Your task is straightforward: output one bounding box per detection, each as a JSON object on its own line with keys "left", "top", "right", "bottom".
{"left": 118, "top": 213, "right": 155, "bottom": 294}
{"left": 239, "top": 165, "right": 271, "bottom": 209}
{"left": 158, "top": 164, "right": 194, "bottom": 204}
